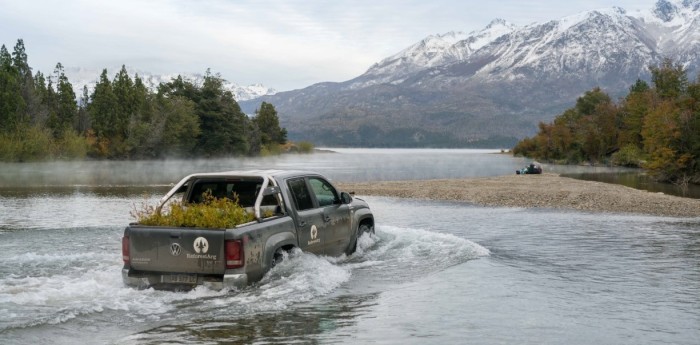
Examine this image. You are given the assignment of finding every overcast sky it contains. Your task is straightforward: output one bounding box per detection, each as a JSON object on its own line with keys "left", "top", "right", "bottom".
{"left": 0, "top": 0, "right": 659, "bottom": 91}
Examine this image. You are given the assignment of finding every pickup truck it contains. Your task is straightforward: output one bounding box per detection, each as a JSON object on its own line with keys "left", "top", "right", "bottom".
{"left": 121, "top": 170, "right": 374, "bottom": 290}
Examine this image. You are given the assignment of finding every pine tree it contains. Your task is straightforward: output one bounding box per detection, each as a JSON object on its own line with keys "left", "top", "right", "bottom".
{"left": 77, "top": 85, "right": 90, "bottom": 132}
{"left": 88, "top": 69, "right": 118, "bottom": 156}
{"left": 161, "top": 70, "right": 250, "bottom": 156}
{"left": 112, "top": 65, "right": 134, "bottom": 140}
{"left": 0, "top": 44, "right": 25, "bottom": 131}
{"left": 11, "top": 39, "right": 35, "bottom": 125}
{"left": 49, "top": 62, "right": 78, "bottom": 136}
{"left": 254, "top": 101, "right": 287, "bottom": 146}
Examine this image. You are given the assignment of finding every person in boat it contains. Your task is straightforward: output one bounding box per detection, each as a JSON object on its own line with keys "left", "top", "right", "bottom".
{"left": 516, "top": 162, "right": 542, "bottom": 174}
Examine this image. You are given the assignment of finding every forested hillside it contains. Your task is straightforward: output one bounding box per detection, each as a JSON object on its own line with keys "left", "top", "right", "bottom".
{"left": 0, "top": 39, "right": 290, "bottom": 161}
{"left": 514, "top": 59, "right": 700, "bottom": 185}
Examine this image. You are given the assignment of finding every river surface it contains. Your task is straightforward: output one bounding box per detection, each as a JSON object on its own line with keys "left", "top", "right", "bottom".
{"left": 1, "top": 149, "right": 698, "bottom": 344}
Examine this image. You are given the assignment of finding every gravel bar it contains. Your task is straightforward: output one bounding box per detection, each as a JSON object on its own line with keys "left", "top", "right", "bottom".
{"left": 337, "top": 173, "right": 700, "bottom": 218}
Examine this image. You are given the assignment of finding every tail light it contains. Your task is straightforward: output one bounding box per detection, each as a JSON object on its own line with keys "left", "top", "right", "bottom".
{"left": 122, "top": 235, "right": 130, "bottom": 265}
{"left": 225, "top": 240, "right": 244, "bottom": 269}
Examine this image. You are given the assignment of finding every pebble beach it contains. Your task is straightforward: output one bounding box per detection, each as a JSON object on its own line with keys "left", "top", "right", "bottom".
{"left": 337, "top": 173, "right": 700, "bottom": 218}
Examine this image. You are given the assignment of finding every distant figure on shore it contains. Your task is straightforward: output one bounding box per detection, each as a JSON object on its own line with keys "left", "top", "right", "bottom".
{"left": 516, "top": 163, "right": 543, "bottom": 175}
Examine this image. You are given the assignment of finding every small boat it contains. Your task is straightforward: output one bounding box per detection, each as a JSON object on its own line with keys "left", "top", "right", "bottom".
{"left": 516, "top": 163, "right": 542, "bottom": 175}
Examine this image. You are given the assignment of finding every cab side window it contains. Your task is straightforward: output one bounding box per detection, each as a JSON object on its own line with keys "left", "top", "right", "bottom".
{"left": 309, "top": 177, "right": 339, "bottom": 207}
{"left": 288, "top": 178, "right": 314, "bottom": 211}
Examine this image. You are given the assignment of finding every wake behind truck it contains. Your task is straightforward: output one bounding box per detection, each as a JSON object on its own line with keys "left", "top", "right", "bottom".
{"left": 122, "top": 170, "right": 374, "bottom": 290}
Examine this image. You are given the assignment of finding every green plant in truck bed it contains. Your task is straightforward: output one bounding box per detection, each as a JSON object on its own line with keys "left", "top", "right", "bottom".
{"left": 133, "top": 191, "right": 255, "bottom": 228}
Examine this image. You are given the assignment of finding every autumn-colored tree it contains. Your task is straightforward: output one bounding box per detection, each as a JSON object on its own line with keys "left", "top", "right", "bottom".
{"left": 515, "top": 60, "right": 699, "bottom": 184}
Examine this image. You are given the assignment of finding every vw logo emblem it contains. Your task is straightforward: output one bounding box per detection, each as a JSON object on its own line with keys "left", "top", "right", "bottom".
{"left": 170, "top": 243, "right": 182, "bottom": 256}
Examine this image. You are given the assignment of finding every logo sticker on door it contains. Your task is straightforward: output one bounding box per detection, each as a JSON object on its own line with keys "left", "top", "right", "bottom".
{"left": 308, "top": 225, "right": 321, "bottom": 245}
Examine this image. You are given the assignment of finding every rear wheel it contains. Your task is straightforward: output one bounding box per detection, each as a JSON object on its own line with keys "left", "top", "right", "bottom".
{"left": 271, "top": 248, "right": 285, "bottom": 268}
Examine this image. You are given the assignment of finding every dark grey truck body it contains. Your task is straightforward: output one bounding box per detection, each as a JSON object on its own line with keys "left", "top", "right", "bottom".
{"left": 122, "top": 170, "right": 374, "bottom": 290}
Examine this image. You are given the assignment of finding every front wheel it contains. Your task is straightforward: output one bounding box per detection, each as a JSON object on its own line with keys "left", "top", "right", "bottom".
{"left": 347, "top": 223, "right": 374, "bottom": 255}
{"left": 358, "top": 223, "right": 374, "bottom": 235}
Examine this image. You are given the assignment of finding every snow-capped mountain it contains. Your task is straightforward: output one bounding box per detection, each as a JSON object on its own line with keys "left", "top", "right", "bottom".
{"left": 240, "top": 0, "right": 700, "bottom": 147}
{"left": 356, "top": 19, "right": 517, "bottom": 87}
{"left": 65, "top": 66, "right": 276, "bottom": 102}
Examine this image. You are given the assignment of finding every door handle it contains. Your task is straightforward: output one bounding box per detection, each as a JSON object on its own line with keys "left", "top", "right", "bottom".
{"left": 324, "top": 215, "right": 331, "bottom": 223}
{"left": 298, "top": 220, "right": 307, "bottom": 227}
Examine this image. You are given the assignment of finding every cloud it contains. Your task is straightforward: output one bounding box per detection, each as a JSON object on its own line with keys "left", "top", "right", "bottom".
{"left": 0, "top": 0, "right": 658, "bottom": 90}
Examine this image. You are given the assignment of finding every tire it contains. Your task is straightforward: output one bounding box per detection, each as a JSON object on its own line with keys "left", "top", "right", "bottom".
{"left": 359, "top": 223, "right": 374, "bottom": 235}
{"left": 271, "top": 249, "right": 285, "bottom": 268}
{"left": 348, "top": 223, "right": 374, "bottom": 255}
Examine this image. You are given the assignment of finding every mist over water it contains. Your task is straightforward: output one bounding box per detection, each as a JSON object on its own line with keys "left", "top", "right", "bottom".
{"left": 0, "top": 149, "right": 518, "bottom": 188}
{"left": 1, "top": 149, "right": 698, "bottom": 344}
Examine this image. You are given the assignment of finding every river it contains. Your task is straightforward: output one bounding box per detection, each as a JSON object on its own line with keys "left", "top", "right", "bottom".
{"left": 1, "top": 149, "right": 698, "bottom": 344}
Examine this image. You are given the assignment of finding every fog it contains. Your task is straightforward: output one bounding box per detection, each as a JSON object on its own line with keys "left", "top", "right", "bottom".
{"left": 0, "top": 149, "right": 520, "bottom": 188}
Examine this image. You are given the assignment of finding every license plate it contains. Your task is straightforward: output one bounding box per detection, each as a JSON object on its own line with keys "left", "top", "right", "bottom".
{"left": 162, "top": 274, "right": 197, "bottom": 284}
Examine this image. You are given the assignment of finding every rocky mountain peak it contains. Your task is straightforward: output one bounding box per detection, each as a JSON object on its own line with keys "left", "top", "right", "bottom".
{"left": 240, "top": 1, "right": 700, "bottom": 148}
{"left": 654, "top": 0, "right": 680, "bottom": 21}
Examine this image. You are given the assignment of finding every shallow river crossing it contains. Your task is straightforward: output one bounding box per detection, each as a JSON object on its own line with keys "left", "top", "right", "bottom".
{"left": 0, "top": 149, "right": 698, "bottom": 344}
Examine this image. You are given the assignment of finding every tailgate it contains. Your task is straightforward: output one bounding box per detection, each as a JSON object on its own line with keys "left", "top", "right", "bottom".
{"left": 128, "top": 226, "right": 226, "bottom": 274}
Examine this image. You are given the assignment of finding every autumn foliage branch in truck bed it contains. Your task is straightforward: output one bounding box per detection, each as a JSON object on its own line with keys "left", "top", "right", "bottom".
{"left": 131, "top": 191, "right": 255, "bottom": 228}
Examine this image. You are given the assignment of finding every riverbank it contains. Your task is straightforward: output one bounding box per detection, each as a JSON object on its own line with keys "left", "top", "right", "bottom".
{"left": 337, "top": 173, "right": 700, "bottom": 218}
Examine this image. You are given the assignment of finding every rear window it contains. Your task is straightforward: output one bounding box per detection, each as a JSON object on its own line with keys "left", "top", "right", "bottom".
{"left": 188, "top": 179, "right": 262, "bottom": 207}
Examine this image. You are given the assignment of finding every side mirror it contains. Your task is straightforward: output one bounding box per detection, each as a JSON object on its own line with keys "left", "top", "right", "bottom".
{"left": 340, "top": 192, "right": 353, "bottom": 204}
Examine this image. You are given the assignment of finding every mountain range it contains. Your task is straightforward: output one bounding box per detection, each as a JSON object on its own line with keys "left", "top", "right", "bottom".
{"left": 66, "top": 66, "right": 277, "bottom": 102}
{"left": 240, "top": 0, "right": 700, "bottom": 148}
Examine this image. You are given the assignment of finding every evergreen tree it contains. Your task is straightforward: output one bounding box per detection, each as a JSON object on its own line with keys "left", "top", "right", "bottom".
{"left": 161, "top": 70, "right": 249, "bottom": 156}
{"left": 32, "top": 71, "right": 50, "bottom": 124}
{"left": 0, "top": 44, "right": 25, "bottom": 131}
{"left": 157, "top": 95, "right": 200, "bottom": 156}
{"left": 88, "top": 69, "right": 118, "bottom": 156}
{"left": 77, "top": 85, "right": 90, "bottom": 132}
{"left": 11, "top": 39, "right": 35, "bottom": 125}
{"left": 47, "top": 62, "right": 78, "bottom": 136}
{"left": 254, "top": 101, "right": 287, "bottom": 146}
{"left": 112, "top": 65, "right": 134, "bottom": 140}
{"left": 198, "top": 71, "right": 249, "bottom": 155}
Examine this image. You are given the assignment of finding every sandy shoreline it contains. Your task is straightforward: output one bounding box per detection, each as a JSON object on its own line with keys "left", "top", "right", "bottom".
{"left": 337, "top": 173, "right": 700, "bottom": 218}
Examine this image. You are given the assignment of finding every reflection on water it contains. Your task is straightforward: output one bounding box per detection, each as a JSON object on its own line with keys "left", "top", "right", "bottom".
{"left": 127, "top": 293, "right": 380, "bottom": 345}
{"left": 563, "top": 172, "right": 700, "bottom": 199}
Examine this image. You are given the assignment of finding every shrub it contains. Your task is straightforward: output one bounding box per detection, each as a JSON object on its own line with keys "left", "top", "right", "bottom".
{"left": 296, "top": 141, "right": 315, "bottom": 153}
{"left": 133, "top": 191, "right": 255, "bottom": 228}
{"left": 260, "top": 143, "right": 282, "bottom": 156}
{"left": 611, "top": 144, "right": 645, "bottom": 167}
{"left": 56, "top": 129, "right": 89, "bottom": 159}
{"left": 0, "top": 125, "right": 53, "bottom": 162}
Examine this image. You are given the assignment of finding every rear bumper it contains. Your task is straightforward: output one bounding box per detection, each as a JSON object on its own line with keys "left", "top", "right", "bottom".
{"left": 122, "top": 268, "right": 248, "bottom": 290}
